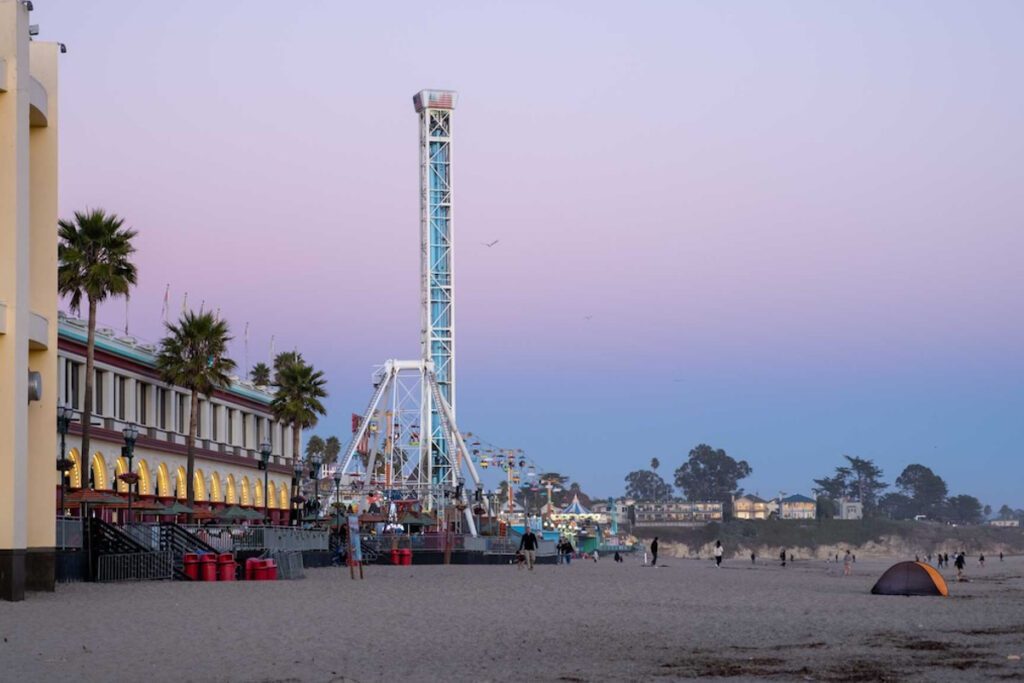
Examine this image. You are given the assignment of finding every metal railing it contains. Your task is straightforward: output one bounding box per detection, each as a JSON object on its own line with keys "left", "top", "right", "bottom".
{"left": 122, "top": 523, "right": 160, "bottom": 550}
{"left": 56, "top": 516, "right": 83, "bottom": 549}
{"left": 179, "top": 525, "right": 328, "bottom": 552}
{"left": 97, "top": 550, "right": 174, "bottom": 582}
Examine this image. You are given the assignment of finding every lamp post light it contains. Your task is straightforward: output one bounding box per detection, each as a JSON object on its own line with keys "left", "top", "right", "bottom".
{"left": 121, "top": 423, "right": 140, "bottom": 524}
{"left": 309, "top": 453, "right": 322, "bottom": 523}
{"left": 292, "top": 460, "right": 304, "bottom": 526}
{"left": 259, "top": 440, "right": 272, "bottom": 523}
{"left": 333, "top": 474, "right": 342, "bottom": 528}
{"left": 56, "top": 404, "right": 76, "bottom": 517}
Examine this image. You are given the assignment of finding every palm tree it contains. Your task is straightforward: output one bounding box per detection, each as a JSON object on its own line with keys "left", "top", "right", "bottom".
{"left": 250, "top": 362, "right": 271, "bottom": 387}
{"left": 323, "top": 436, "right": 342, "bottom": 466}
{"left": 58, "top": 209, "right": 138, "bottom": 466}
{"left": 305, "top": 435, "right": 325, "bottom": 461}
{"left": 650, "top": 457, "right": 660, "bottom": 472}
{"left": 156, "top": 311, "right": 236, "bottom": 506}
{"left": 273, "top": 351, "right": 303, "bottom": 381}
{"left": 271, "top": 358, "right": 327, "bottom": 521}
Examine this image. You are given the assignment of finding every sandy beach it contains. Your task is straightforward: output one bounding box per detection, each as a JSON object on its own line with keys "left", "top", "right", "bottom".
{"left": 2, "top": 555, "right": 1022, "bottom": 682}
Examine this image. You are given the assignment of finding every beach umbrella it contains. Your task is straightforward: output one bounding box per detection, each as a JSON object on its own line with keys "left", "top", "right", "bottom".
{"left": 155, "top": 502, "right": 194, "bottom": 515}
{"left": 214, "top": 505, "right": 252, "bottom": 521}
{"left": 63, "top": 490, "right": 127, "bottom": 506}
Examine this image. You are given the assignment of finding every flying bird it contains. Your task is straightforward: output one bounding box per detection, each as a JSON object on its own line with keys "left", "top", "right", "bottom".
{"left": 584, "top": 315, "right": 593, "bottom": 321}
{"left": 482, "top": 240, "right": 500, "bottom": 248}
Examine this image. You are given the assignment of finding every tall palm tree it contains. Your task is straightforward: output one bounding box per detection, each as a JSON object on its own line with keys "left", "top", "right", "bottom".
{"left": 58, "top": 209, "right": 138, "bottom": 467}
{"left": 650, "top": 457, "right": 660, "bottom": 472}
{"left": 250, "top": 362, "right": 271, "bottom": 387}
{"left": 305, "top": 435, "right": 325, "bottom": 461}
{"left": 156, "top": 311, "right": 236, "bottom": 506}
{"left": 323, "top": 436, "right": 342, "bottom": 466}
{"left": 271, "top": 359, "right": 327, "bottom": 521}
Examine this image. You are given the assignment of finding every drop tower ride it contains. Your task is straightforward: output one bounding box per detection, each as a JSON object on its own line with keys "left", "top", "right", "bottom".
{"left": 414, "top": 89, "right": 458, "bottom": 495}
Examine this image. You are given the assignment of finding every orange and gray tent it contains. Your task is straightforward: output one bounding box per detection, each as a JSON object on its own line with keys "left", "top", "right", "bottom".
{"left": 871, "top": 561, "right": 948, "bottom": 596}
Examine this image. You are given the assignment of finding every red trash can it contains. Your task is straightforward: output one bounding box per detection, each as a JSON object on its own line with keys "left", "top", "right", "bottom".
{"left": 252, "top": 559, "right": 268, "bottom": 581}
{"left": 199, "top": 554, "right": 218, "bottom": 582}
{"left": 265, "top": 560, "right": 278, "bottom": 580}
{"left": 400, "top": 548, "right": 412, "bottom": 566}
{"left": 245, "top": 557, "right": 261, "bottom": 581}
{"left": 183, "top": 553, "right": 200, "bottom": 581}
{"left": 391, "top": 548, "right": 401, "bottom": 565}
{"left": 217, "top": 553, "right": 236, "bottom": 581}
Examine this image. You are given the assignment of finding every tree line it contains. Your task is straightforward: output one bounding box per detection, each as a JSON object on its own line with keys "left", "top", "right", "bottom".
{"left": 622, "top": 443, "right": 1007, "bottom": 525}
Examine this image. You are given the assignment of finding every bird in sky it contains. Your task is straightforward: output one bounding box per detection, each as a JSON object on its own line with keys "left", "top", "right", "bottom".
{"left": 482, "top": 240, "right": 500, "bottom": 247}
{"left": 584, "top": 315, "right": 593, "bottom": 321}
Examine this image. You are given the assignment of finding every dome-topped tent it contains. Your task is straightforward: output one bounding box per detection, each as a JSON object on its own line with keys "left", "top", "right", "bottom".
{"left": 561, "top": 494, "right": 591, "bottom": 516}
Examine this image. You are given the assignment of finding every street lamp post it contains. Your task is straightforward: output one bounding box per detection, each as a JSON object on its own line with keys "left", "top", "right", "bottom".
{"left": 292, "top": 460, "right": 304, "bottom": 526}
{"left": 56, "top": 404, "right": 75, "bottom": 518}
{"left": 259, "top": 440, "right": 272, "bottom": 523}
{"left": 121, "top": 423, "right": 139, "bottom": 524}
{"left": 309, "top": 453, "right": 322, "bottom": 523}
{"left": 333, "top": 474, "right": 342, "bottom": 528}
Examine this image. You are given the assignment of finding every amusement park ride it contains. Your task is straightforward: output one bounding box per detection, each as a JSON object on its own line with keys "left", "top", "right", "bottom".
{"left": 318, "top": 90, "right": 542, "bottom": 536}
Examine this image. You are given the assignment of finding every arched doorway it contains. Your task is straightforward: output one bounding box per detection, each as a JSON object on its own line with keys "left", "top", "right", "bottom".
{"left": 193, "top": 469, "right": 207, "bottom": 502}
{"left": 225, "top": 474, "right": 237, "bottom": 505}
{"left": 240, "top": 476, "right": 251, "bottom": 506}
{"left": 253, "top": 479, "right": 263, "bottom": 508}
{"left": 137, "top": 459, "right": 152, "bottom": 496}
{"left": 209, "top": 472, "right": 223, "bottom": 503}
{"left": 67, "top": 448, "right": 82, "bottom": 489}
{"left": 90, "top": 452, "right": 109, "bottom": 490}
{"left": 175, "top": 466, "right": 187, "bottom": 500}
{"left": 278, "top": 485, "right": 288, "bottom": 511}
{"left": 114, "top": 457, "right": 129, "bottom": 493}
{"left": 267, "top": 481, "right": 277, "bottom": 509}
{"left": 157, "top": 463, "right": 171, "bottom": 497}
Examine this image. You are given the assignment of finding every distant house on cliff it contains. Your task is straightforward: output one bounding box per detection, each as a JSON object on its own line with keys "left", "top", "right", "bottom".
{"left": 632, "top": 500, "right": 723, "bottom": 526}
{"left": 777, "top": 494, "right": 816, "bottom": 520}
{"left": 989, "top": 519, "right": 1020, "bottom": 528}
{"left": 733, "top": 495, "right": 771, "bottom": 520}
{"left": 838, "top": 497, "right": 863, "bottom": 520}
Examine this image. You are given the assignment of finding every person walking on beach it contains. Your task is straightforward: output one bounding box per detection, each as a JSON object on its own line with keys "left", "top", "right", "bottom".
{"left": 780, "top": 548, "right": 787, "bottom": 567}
{"left": 1000, "top": 552, "right": 1004, "bottom": 562}
{"left": 650, "top": 537, "right": 659, "bottom": 567}
{"left": 979, "top": 553, "right": 985, "bottom": 568}
{"left": 519, "top": 527, "right": 540, "bottom": 571}
{"left": 714, "top": 540, "right": 724, "bottom": 568}
{"left": 843, "top": 550, "right": 852, "bottom": 576}
{"left": 954, "top": 551, "right": 967, "bottom": 581}
{"left": 750, "top": 551, "right": 756, "bottom": 565}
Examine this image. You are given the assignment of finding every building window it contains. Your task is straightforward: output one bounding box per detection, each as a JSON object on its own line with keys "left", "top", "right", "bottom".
{"left": 136, "top": 382, "right": 148, "bottom": 425}
{"left": 211, "top": 405, "right": 219, "bottom": 442}
{"left": 64, "top": 360, "right": 82, "bottom": 409}
{"left": 116, "top": 376, "right": 127, "bottom": 420}
{"left": 94, "top": 370, "right": 105, "bottom": 415}
{"left": 177, "top": 393, "right": 187, "bottom": 433}
{"left": 198, "top": 401, "right": 206, "bottom": 438}
{"left": 155, "top": 388, "right": 167, "bottom": 430}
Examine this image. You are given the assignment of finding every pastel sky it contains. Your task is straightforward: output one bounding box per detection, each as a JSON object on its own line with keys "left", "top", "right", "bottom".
{"left": 38, "top": 1, "right": 1023, "bottom": 506}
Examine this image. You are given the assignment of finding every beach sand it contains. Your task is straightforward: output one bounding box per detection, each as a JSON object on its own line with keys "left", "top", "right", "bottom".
{"left": 2, "top": 555, "right": 1022, "bottom": 682}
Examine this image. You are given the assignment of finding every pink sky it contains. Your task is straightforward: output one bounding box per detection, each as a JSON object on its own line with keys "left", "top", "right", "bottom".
{"left": 39, "top": 1, "right": 1024, "bottom": 505}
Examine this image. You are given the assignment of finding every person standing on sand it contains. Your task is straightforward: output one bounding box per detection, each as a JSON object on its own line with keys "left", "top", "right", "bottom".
{"left": 519, "top": 527, "right": 540, "bottom": 571}
{"left": 979, "top": 553, "right": 985, "bottom": 567}
{"left": 750, "top": 551, "right": 756, "bottom": 565}
{"left": 954, "top": 551, "right": 967, "bottom": 581}
{"left": 780, "top": 549, "right": 787, "bottom": 567}
{"left": 650, "top": 537, "right": 659, "bottom": 567}
{"left": 714, "top": 540, "right": 724, "bottom": 568}
{"left": 1000, "top": 552, "right": 1004, "bottom": 562}
{"left": 843, "top": 550, "right": 852, "bottom": 576}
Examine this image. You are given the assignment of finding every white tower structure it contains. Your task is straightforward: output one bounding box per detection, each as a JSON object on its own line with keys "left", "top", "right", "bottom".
{"left": 413, "top": 89, "right": 457, "bottom": 498}
{"left": 325, "top": 91, "right": 481, "bottom": 533}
